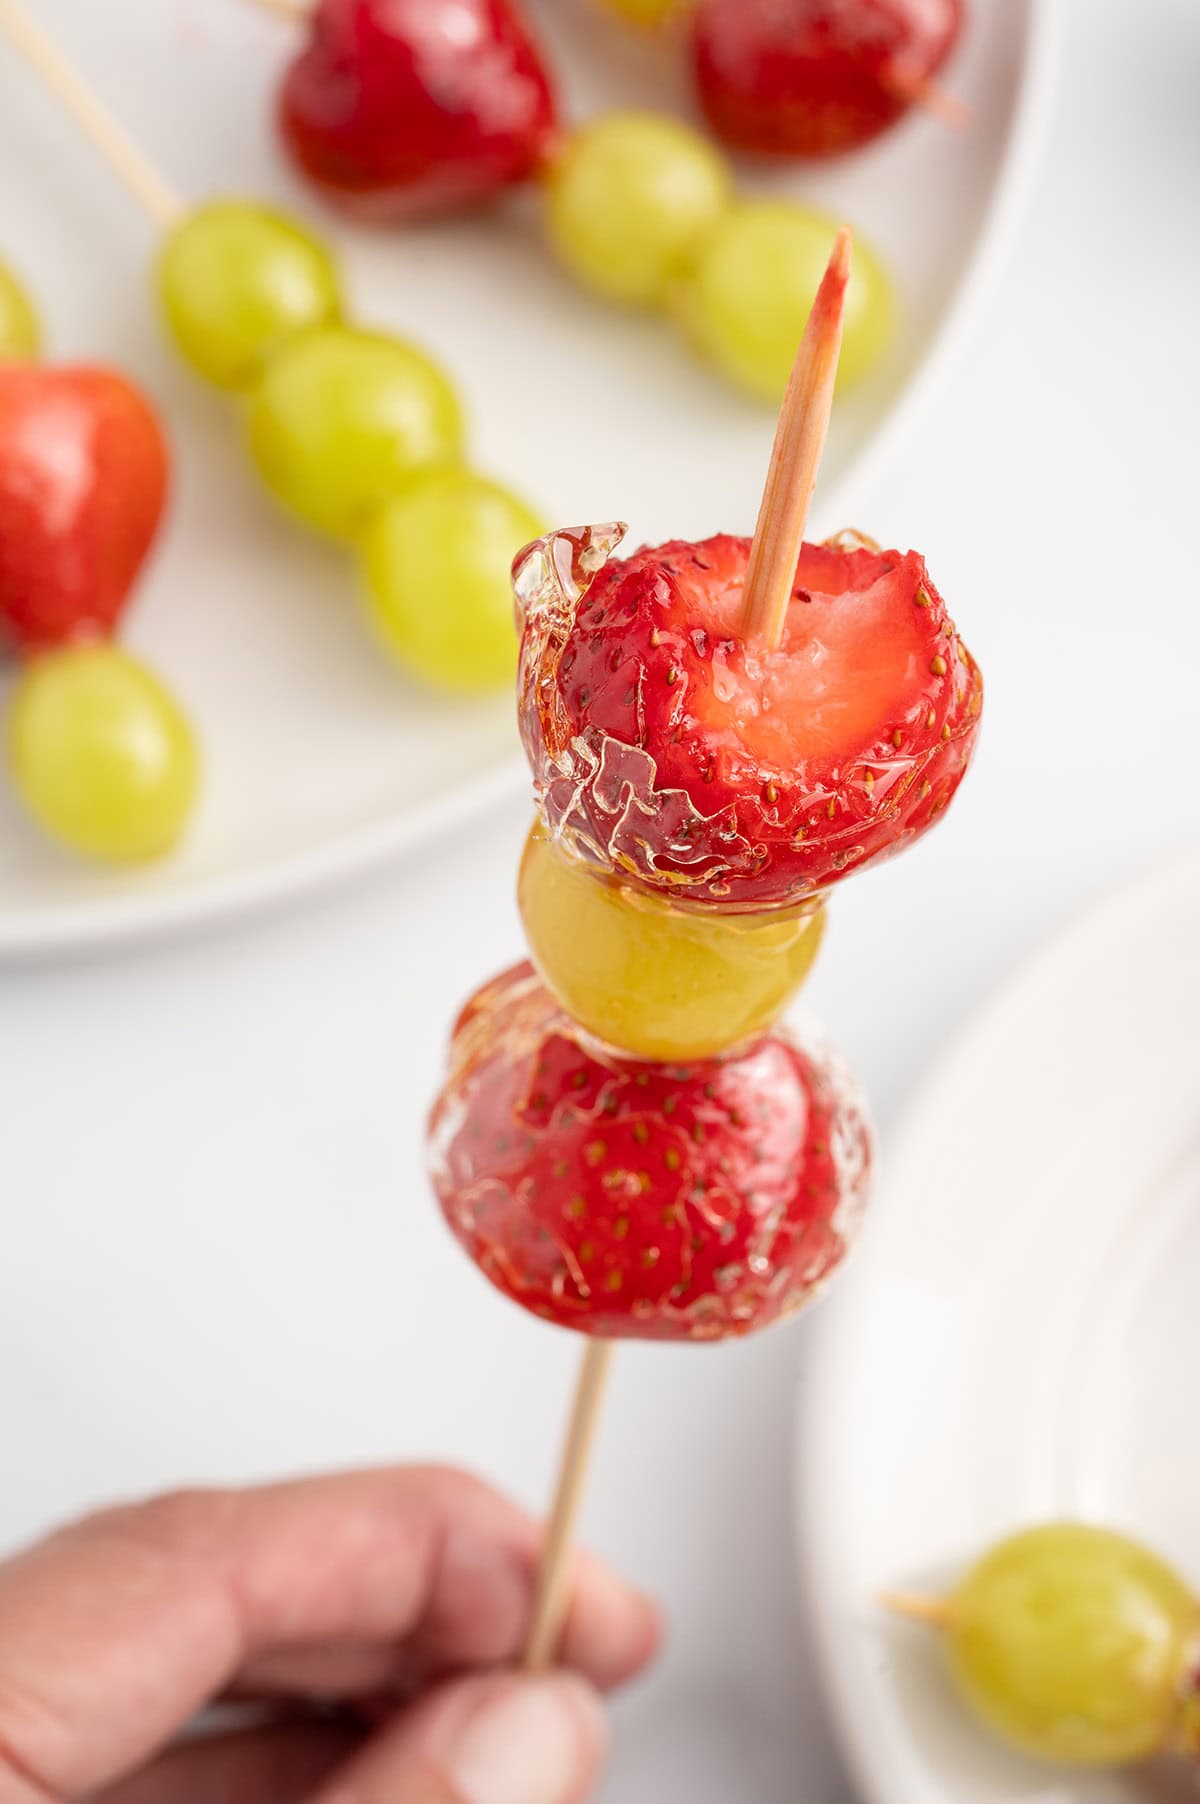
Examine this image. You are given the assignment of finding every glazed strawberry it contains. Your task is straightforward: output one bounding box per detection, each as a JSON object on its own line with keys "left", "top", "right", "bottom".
{"left": 0, "top": 365, "right": 169, "bottom": 651}
{"left": 278, "top": 0, "right": 559, "bottom": 220}
{"left": 515, "top": 523, "right": 981, "bottom": 908}
{"left": 691, "top": 0, "right": 965, "bottom": 159}
{"left": 429, "top": 962, "right": 871, "bottom": 1341}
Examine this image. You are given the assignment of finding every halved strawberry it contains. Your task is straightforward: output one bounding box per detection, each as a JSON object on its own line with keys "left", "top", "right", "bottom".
{"left": 428, "top": 961, "right": 872, "bottom": 1341}
{"left": 278, "top": 0, "right": 560, "bottom": 221}
{"left": 515, "top": 524, "right": 981, "bottom": 909}
{"left": 691, "top": 0, "right": 965, "bottom": 160}
{"left": 0, "top": 365, "right": 169, "bottom": 652}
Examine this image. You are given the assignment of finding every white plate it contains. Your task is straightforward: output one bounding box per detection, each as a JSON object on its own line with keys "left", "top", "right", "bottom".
{"left": 0, "top": 0, "right": 1055, "bottom": 958}
{"left": 798, "top": 848, "right": 1200, "bottom": 1804}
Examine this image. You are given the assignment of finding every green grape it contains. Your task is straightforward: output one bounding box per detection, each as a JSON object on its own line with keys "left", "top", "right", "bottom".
{"left": 360, "top": 466, "right": 542, "bottom": 691}
{"left": 157, "top": 200, "right": 341, "bottom": 390}
{"left": 545, "top": 111, "right": 732, "bottom": 308}
{"left": 947, "top": 1523, "right": 1197, "bottom": 1766}
{"left": 0, "top": 258, "right": 40, "bottom": 359}
{"left": 247, "top": 326, "right": 464, "bottom": 540}
{"left": 519, "top": 819, "right": 826, "bottom": 1060}
{"left": 676, "top": 200, "right": 894, "bottom": 401}
{"left": 8, "top": 646, "right": 199, "bottom": 863}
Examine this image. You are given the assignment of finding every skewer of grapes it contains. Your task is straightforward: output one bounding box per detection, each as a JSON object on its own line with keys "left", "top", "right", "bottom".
{"left": 0, "top": 0, "right": 543, "bottom": 697}
{"left": 428, "top": 231, "right": 982, "bottom": 1663}
{"left": 0, "top": 255, "right": 199, "bottom": 863}
{"left": 249, "top": 0, "right": 897, "bottom": 404}
{"left": 884, "top": 1523, "right": 1200, "bottom": 1768}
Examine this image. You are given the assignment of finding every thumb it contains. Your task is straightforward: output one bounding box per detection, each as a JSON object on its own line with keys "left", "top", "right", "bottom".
{"left": 305, "top": 1670, "right": 608, "bottom": 1804}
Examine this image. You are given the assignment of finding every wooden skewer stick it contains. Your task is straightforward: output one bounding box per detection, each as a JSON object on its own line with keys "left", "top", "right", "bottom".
{"left": 0, "top": 0, "right": 183, "bottom": 228}
{"left": 879, "top": 1589, "right": 952, "bottom": 1629}
{"left": 524, "top": 1340, "right": 615, "bottom": 1670}
{"left": 737, "top": 226, "right": 852, "bottom": 651}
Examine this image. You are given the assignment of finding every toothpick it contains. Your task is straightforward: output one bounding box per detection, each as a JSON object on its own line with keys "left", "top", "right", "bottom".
{"left": 524, "top": 1340, "right": 615, "bottom": 1670}
{"left": 879, "top": 1589, "right": 952, "bottom": 1629}
{"left": 737, "top": 226, "right": 851, "bottom": 651}
{"left": 0, "top": 0, "right": 183, "bottom": 228}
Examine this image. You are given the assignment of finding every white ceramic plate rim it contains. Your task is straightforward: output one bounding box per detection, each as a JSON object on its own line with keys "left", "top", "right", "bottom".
{"left": 794, "top": 842, "right": 1200, "bottom": 1804}
{"left": 0, "top": 0, "right": 1059, "bottom": 964}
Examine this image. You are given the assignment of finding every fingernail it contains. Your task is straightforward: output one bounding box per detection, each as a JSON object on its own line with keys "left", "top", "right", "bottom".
{"left": 447, "top": 1675, "right": 603, "bottom": 1804}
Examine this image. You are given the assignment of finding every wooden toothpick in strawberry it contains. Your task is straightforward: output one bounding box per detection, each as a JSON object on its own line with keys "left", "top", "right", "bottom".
{"left": 428, "top": 232, "right": 982, "bottom": 1676}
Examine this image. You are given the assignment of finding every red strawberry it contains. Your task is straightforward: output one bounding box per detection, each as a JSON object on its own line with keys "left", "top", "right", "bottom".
{"left": 278, "top": 0, "right": 559, "bottom": 221}
{"left": 0, "top": 365, "right": 169, "bottom": 652}
{"left": 429, "top": 961, "right": 872, "bottom": 1342}
{"left": 514, "top": 524, "right": 981, "bottom": 910}
{"left": 691, "top": 0, "right": 965, "bottom": 159}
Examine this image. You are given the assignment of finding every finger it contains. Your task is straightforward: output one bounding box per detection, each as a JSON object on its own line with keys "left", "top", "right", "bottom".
{"left": 91, "top": 1719, "right": 358, "bottom": 1804}
{"left": 0, "top": 1467, "right": 656, "bottom": 1799}
{"left": 304, "top": 1671, "right": 606, "bottom": 1804}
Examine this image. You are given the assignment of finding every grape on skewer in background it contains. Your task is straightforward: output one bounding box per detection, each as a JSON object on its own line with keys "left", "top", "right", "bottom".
{"left": 885, "top": 1523, "right": 1200, "bottom": 1768}
{"left": 0, "top": 256, "right": 199, "bottom": 864}
{"left": 0, "top": 0, "right": 543, "bottom": 696}
{"left": 430, "top": 232, "right": 982, "bottom": 1669}
{"left": 254, "top": 0, "right": 898, "bottom": 405}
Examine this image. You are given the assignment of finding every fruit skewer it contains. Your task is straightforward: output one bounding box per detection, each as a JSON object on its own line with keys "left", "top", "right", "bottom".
{"left": 430, "top": 233, "right": 981, "bottom": 1667}
{"left": 248, "top": 0, "right": 897, "bottom": 405}
{"left": 0, "top": 0, "right": 543, "bottom": 696}
{"left": 882, "top": 1524, "right": 1200, "bottom": 1768}
{"left": 0, "top": 256, "right": 199, "bottom": 864}
{"left": 517, "top": 236, "right": 851, "bottom": 1664}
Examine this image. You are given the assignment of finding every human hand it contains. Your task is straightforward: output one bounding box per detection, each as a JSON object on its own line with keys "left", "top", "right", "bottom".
{"left": 0, "top": 1465, "right": 659, "bottom": 1803}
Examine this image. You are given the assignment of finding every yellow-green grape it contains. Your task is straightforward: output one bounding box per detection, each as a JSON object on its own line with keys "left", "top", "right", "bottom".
{"left": 518, "top": 819, "right": 826, "bottom": 1061}
{"left": 0, "top": 259, "right": 40, "bottom": 359}
{"left": 247, "top": 326, "right": 463, "bottom": 539}
{"left": 361, "top": 467, "right": 542, "bottom": 692}
{"left": 8, "top": 646, "right": 199, "bottom": 863}
{"left": 157, "top": 200, "right": 341, "bottom": 391}
{"left": 947, "top": 1523, "right": 1197, "bottom": 1766}
{"left": 676, "top": 200, "right": 894, "bottom": 401}
{"left": 544, "top": 111, "right": 732, "bottom": 308}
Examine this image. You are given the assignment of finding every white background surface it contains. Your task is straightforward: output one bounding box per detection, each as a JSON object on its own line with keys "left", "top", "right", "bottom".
{"left": 2, "top": 0, "right": 1199, "bottom": 1800}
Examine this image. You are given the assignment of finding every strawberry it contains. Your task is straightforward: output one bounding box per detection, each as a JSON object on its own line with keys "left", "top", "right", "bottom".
{"left": 278, "top": 0, "right": 559, "bottom": 221}
{"left": 429, "top": 961, "right": 872, "bottom": 1341}
{"left": 515, "top": 525, "right": 981, "bottom": 910}
{"left": 0, "top": 365, "right": 169, "bottom": 651}
{"left": 691, "top": 0, "right": 965, "bottom": 159}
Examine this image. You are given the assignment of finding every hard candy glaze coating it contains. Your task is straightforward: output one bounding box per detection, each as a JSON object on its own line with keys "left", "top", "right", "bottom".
{"left": 428, "top": 961, "right": 872, "bottom": 1341}
{"left": 692, "top": 0, "right": 965, "bottom": 159}
{"left": 279, "top": 0, "right": 559, "bottom": 220}
{"left": 514, "top": 523, "right": 981, "bottom": 909}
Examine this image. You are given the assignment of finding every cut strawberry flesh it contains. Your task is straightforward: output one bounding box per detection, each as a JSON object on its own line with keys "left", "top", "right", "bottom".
{"left": 516, "top": 525, "right": 982, "bottom": 908}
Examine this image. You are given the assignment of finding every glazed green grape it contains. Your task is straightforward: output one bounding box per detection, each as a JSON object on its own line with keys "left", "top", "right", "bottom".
{"left": 247, "top": 327, "right": 463, "bottom": 539}
{"left": 0, "top": 258, "right": 40, "bottom": 359}
{"left": 676, "top": 200, "right": 894, "bottom": 401}
{"left": 158, "top": 200, "right": 341, "bottom": 391}
{"left": 545, "top": 111, "right": 732, "bottom": 308}
{"left": 9, "top": 646, "right": 199, "bottom": 863}
{"left": 361, "top": 466, "right": 542, "bottom": 691}
{"left": 947, "top": 1523, "right": 1197, "bottom": 1766}
{"left": 519, "top": 819, "right": 826, "bottom": 1060}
